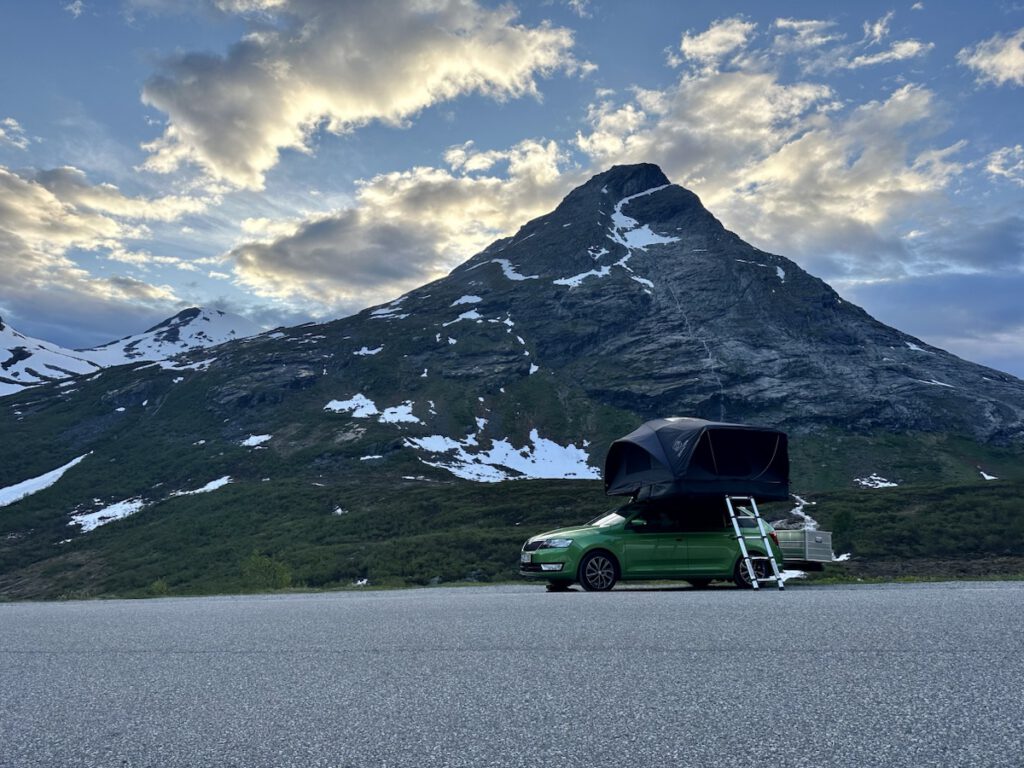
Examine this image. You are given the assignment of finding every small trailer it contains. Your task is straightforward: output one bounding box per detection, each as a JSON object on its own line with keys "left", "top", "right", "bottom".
{"left": 775, "top": 529, "right": 833, "bottom": 571}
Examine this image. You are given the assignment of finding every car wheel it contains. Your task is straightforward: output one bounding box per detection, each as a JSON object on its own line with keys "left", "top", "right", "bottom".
{"left": 687, "top": 579, "right": 711, "bottom": 589}
{"left": 733, "top": 556, "right": 769, "bottom": 589}
{"left": 546, "top": 581, "right": 571, "bottom": 592}
{"left": 578, "top": 551, "right": 618, "bottom": 592}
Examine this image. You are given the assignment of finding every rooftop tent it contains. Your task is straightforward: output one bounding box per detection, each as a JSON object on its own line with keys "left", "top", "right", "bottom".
{"left": 603, "top": 417, "right": 789, "bottom": 501}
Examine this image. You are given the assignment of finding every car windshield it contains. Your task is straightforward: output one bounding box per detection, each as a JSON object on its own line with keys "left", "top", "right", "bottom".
{"left": 588, "top": 509, "right": 627, "bottom": 527}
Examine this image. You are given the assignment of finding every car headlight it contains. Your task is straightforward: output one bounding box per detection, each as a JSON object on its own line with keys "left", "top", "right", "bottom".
{"left": 539, "top": 538, "right": 573, "bottom": 549}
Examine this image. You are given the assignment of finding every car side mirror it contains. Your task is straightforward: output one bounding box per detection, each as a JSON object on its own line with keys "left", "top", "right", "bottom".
{"left": 628, "top": 518, "right": 647, "bottom": 530}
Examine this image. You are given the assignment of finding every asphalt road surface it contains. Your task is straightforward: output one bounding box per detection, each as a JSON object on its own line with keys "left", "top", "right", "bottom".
{"left": 1, "top": 581, "right": 1022, "bottom": 768}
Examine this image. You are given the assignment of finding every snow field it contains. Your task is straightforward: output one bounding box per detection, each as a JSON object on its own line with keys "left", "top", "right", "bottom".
{"left": 404, "top": 428, "right": 598, "bottom": 483}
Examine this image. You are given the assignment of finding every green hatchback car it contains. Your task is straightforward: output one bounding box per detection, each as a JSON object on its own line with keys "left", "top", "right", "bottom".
{"left": 519, "top": 497, "right": 783, "bottom": 591}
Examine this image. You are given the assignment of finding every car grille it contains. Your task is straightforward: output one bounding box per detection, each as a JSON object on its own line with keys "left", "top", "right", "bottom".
{"left": 522, "top": 541, "right": 543, "bottom": 552}
{"left": 520, "top": 563, "right": 544, "bottom": 572}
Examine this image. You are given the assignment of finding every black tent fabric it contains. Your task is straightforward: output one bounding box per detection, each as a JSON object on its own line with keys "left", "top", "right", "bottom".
{"left": 603, "top": 417, "right": 789, "bottom": 501}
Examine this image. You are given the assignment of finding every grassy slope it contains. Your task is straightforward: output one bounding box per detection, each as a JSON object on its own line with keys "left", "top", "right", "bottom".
{"left": 3, "top": 470, "right": 1022, "bottom": 598}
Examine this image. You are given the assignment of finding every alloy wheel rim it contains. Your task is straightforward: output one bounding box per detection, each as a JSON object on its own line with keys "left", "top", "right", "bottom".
{"left": 740, "top": 559, "right": 765, "bottom": 586}
{"left": 586, "top": 556, "right": 614, "bottom": 589}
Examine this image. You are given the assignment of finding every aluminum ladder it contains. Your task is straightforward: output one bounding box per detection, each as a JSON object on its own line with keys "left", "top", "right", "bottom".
{"left": 725, "top": 495, "right": 784, "bottom": 591}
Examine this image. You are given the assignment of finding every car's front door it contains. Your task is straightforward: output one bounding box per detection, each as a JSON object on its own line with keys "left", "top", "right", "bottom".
{"left": 620, "top": 514, "right": 686, "bottom": 577}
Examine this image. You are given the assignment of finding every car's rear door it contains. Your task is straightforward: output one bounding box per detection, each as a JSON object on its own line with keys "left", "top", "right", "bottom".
{"left": 678, "top": 504, "right": 736, "bottom": 576}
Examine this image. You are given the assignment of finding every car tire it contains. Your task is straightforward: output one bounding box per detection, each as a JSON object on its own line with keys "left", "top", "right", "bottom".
{"left": 687, "top": 579, "right": 711, "bottom": 589}
{"left": 546, "top": 581, "right": 572, "bottom": 592}
{"left": 733, "top": 555, "right": 769, "bottom": 589}
{"left": 578, "top": 551, "right": 618, "bottom": 592}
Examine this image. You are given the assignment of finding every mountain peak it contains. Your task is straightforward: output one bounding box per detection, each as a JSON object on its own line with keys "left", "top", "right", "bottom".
{"left": 589, "top": 163, "right": 670, "bottom": 195}
{"left": 86, "top": 306, "right": 262, "bottom": 364}
{"left": 555, "top": 164, "right": 672, "bottom": 211}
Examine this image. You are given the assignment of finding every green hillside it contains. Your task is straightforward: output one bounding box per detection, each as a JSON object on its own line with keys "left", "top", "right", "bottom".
{"left": 3, "top": 430, "right": 1021, "bottom": 599}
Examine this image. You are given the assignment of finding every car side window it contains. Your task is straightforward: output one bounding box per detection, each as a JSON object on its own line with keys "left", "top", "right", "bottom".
{"left": 676, "top": 504, "right": 728, "bottom": 532}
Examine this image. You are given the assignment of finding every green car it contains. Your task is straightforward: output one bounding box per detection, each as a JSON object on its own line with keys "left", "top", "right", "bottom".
{"left": 519, "top": 497, "right": 783, "bottom": 591}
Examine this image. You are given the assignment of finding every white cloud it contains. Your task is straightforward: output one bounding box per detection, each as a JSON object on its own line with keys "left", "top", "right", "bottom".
{"left": 846, "top": 39, "right": 934, "bottom": 69}
{"left": 64, "top": 1, "right": 85, "bottom": 18}
{"left": 958, "top": 28, "right": 1024, "bottom": 87}
{"left": 772, "top": 19, "right": 843, "bottom": 52}
{"left": 785, "top": 11, "right": 934, "bottom": 74}
{"left": 240, "top": 216, "right": 301, "bottom": 239}
{"left": 228, "top": 139, "right": 577, "bottom": 312}
{"left": 140, "top": 0, "right": 579, "bottom": 189}
{"left": 106, "top": 247, "right": 200, "bottom": 272}
{"left": 576, "top": 70, "right": 836, "bottom": 198}
{"left": 862, "top": 11, "right": 894, "bottom": 46}
{"left": 0, "top": 118, "right": 29, "bottom": 150}
{"left": 679, "top": 17, "right": 757, "bottom": 67}
{"left": 33, "top": 166, "right": 210, "bottom": 221}
{"left": 986, "top": 145, "right": 1024, "bottom": 186}
{"left": 566, "top": 0, "right": 590, "bottom": 18}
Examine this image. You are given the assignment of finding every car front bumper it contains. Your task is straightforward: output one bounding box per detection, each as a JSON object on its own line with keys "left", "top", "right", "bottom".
{"left": 518, "top": 547, "right": 580, "bottom": 580}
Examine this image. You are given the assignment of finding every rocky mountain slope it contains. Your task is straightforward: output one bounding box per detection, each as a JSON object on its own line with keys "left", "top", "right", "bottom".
{"left": 0, "top": 308, "right": 261, "bottom": 396}
{"left": 1, "top": 163, "right": 1022, "bottom": 597}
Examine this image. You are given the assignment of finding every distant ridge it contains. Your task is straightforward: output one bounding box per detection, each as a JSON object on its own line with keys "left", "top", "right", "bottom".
{"left": 1, "top": 308, "right": 262, "bottom": 396}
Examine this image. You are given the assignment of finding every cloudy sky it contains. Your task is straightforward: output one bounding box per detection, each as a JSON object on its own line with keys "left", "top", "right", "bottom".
{"left": 1, "top": 1, "right": 1022, "bottom": 377}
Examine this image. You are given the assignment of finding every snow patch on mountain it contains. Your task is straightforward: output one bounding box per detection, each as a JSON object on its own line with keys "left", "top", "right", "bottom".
{"left": 404, "top": 429, "right": 598, "bottom": 482}
{"left": 491, "top": 259, "right": 539, "bottom": 281}
{"left": 370, "top": 296, "right": 408, "bottom": 319}
{"left": 171, "top": 476, "right": 233, "bottom": 496}
{"left": 443, "top": 310, "right": 482, "bottom": 326}
{"left": 608, "top": 185, "right": 680, "bottom": 251}
{"left": 326, "top": 395, "right": 421, "bottom": 424}
{"left": 69, "top": 498, "right": 146, "bottom": 533}
{"left": 855, "top": 473, "right": 898, "bottom": 488}
{"left": 379, "top": 401, "right": 421, "bottom": 424}
{"left": 325, "top": 394, "right": 379, "bottom": 417}
{"left": 353, "top": 346, "right": 383, "bottom": 356}
{"left": 241, "top": 434, "right": 272, "bottom": 447}
{"left": 553, "top": 266, "right": 613, "bottom": 287}
{"left": 0, "top": 453, "right": 90, "bottom": 507}
{"left": 451, "top": 295, "right": 482, "bottom": 306}
{"left": 160, "top": 357, "right": 217, "bottom": 372}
